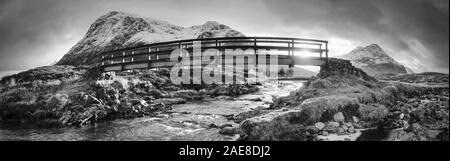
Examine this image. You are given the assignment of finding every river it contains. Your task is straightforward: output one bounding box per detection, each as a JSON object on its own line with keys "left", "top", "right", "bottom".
{"left": 0, "top": 81, "right": 303, "bottom": 141}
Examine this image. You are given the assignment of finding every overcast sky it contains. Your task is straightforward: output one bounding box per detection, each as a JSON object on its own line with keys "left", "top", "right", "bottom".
{"left": 0, "top": 0, "right": 448, "bottom": 73}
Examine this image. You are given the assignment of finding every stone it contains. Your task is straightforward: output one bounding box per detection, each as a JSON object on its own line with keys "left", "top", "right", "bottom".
{"left": 315, "top": 122, "right": 326, "bottom": 130}
{"left": 321, "top": 131, "right": 329, "bottom": 136}
{"left": 219, "top": 127, "right": 239, "bottom": 135}
{"left": 218, "top": 124, "right": 233, "bottom": 129}
{"left": 399, "top": 113, "right": 405, "bottom": 120}
{"left": 337, "top": 128, "right": 346, "bottom": 135}
{"left": 324, "top": 122, "right": 340, "bottom": 133}
{"left": 348, "top": 126, "right": 356, "bottom": 133}
{"left": 306, "top": 126, "right": 320, "bottom": 134}
{"left": 333, "top": 112, "right": 345, "bottom": 123}
{"left": 239, "top": 110, "right": 308, "bottom": 141}
{"left": 344, "top": 122, "right": 353, "bottom": 128}
{"left": 342, "top": 126, "right": 349, "bottom": 132}
{"left": 352, "top": 116, "right": 360, "bottom": 123}
{"left": 328, "top": 121, "right": 340, "bottom": 128}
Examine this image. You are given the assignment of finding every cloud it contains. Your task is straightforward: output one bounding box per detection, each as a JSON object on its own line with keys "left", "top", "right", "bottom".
{"left": 260, "top": 0, "right": 449, "bottom": 73}
{"left": 0, "top": 0, "right": 448, "bottom": 73}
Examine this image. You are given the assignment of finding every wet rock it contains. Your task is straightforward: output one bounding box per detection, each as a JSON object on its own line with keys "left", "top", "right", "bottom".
{"left": 315, "top": 122, "right": 326, "bottom": 130}
{"left": 328, "top": 121, "right": 340, "bottom": 128}
{"left": 240, "top": 110, "right": 308, "bottom": 141}
{"left": 333, "top": 112, "right": 345, "bottom": 123}
{"left": 218, "top": 124, "right": 233, "bottom": 129}
{"left": 219, "top": 127, "right": 240, "bottom": 135}
{"left": 208, "top": 123, "right": 219, "bottom": 128}
{"left": 306, "top": 125, "right": 320, "bottom": 135}
{"left": 348, "top": 126, "right": 356, "bottom": 133}
{"left": 233, "top": 106, "right": 267, "bottom": 123}
{"left": 337, "top": 128, "right": 346, "bottom": 135}
{"left": 324, "top": 122, "right": 340, "bottom": 133}
{"left": 399, "top": 113, "right": 405, "bottom": 120}
{"left": 293, "top": 95, "right": 360, "bottom": 125}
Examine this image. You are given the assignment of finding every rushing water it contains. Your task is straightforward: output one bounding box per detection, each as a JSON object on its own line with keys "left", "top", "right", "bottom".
{"left": 0, "top": 81, "right": 304, "bottom": 141}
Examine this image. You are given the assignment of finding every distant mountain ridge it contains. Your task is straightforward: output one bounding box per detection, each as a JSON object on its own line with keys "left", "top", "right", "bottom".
{"left": 340, "top": 44, "right": 408, "bottom": 76}
{"left": 57, "top": 11, "right": 245, "bottom": 66}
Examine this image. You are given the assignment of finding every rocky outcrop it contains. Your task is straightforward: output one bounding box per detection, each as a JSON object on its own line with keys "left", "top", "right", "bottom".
{"left": 240, "top": 58, "right": 449, "bottom": 141}
{"left": 56, "top": 11, "right": 245, "bottom": 66}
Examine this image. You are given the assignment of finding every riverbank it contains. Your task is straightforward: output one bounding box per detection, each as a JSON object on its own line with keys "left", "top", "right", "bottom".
{"left": 238, "top": 59, "right": 449, "bottom": 141}
{"left": 0, "top": 80, "right": 301, "bottom": 141}
{"left": 1, "top": 59, "right": 448, "bottom": 141}
{"left": 0, "top": 66, "right": 258, "bottom": 127}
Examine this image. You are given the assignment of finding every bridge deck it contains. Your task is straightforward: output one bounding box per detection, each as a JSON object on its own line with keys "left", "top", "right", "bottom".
{"left": 100, "top": 37, "right": 328, "bottom": 72}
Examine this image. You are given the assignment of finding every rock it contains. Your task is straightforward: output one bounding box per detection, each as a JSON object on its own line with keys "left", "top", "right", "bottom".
{"left": 321, "top": 131, "right": 329, "bottom": 136}
{"left": 352, "top": 116, "right": 360, "bottom": 123}
{"left": 328, "top": 121, "right": 340, "bottom": 128}
{"left": 342, "top": 125, "right": 349, "bottom": 132}
{"left": 352, "top": 123, "right": 363, "bottom": 129}
{"left": 333, "top": 112, "right": 345, "bottom": 123}
{"left": 324, "top": 122, "right": 340, "bottom": 133}
{"left": 218, "top": 124, "right": 233, "bottom": 129}
{"left": 292, "top": 95, "right": 359, "bottom": 124}
{"left": 344, "top": 122, "right": 353, "bottom": 128}
{"left": 219, "top": 127, "right": 239, "bottom": 135}
{"left": 348, "top": 126, "right": 356, "bottom": 133}
{"left": 208, "top": 124, "right": 218, "bottom": 128}
{"left": 337, "top": 128, "right": 346, "bottom": 135}
{"left": 344, "top": 138, "right": 351, "bottom": 141}
{"left": 399, "top": 113, "right": 405, "bottom": 120}
{"left": 306, "top": 125, "right": 320, "bottom": 134}
{"left": 233, "top": 106, "right": 267, "bottom": 123}
{"left": 240, "top": 109, "right": 308, "bottom": 141}
{"left": 249, "top": 97, "right": 263, "bottom": 102}
{"left": 315, "top": 122, "right": 326, "bottom": 130}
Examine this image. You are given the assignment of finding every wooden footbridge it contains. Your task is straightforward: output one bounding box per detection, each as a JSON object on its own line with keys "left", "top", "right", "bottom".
{"left": 100, "top": 37, "right": 329, "bottom": 72}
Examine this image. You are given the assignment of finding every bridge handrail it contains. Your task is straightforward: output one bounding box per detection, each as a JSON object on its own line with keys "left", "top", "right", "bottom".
{"left": 99, "top": 36, "right": 329, "bottom": 69}
{"left": 99, "top": 37, "right": 328, "bottom": 57}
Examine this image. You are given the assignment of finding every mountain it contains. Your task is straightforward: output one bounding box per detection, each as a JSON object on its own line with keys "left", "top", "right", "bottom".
{"left": 340, "top": 44, "right": 408, "bottom": 76}
{"left": 57, "top": 11, "right": 245, "bottom": 66}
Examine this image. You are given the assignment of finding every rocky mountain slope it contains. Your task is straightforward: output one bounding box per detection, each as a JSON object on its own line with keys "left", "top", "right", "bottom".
{"left": 340, "top": 44, "right": 408, "bottom": 76}
{"left": 56, "top": 11, "right": 245, "bottom": 66}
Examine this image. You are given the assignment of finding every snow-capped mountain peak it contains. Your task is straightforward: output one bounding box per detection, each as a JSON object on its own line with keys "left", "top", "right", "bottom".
{"left": 57, "top": 11, "right": 245, "bottom": 66}
{"left": 340, "top": 44, "right": 408, "bottom": 76}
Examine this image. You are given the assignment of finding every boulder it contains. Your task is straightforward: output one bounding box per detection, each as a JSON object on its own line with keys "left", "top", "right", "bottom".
{"left": 314, "top": 122, "right": 326, "bottom": 130}
{"left": 240, "top": 109, "right": 308, "bottom": 141}
{"left": 219, "top": 127, "right": 240, "bottom": 135}
{"left": 333, "top": 112, "right": 345, "bottom": 123}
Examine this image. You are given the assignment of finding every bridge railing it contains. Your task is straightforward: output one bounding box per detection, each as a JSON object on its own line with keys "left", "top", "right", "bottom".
{"left": 100, "top": 37, "right": 328, "bottom": 71}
